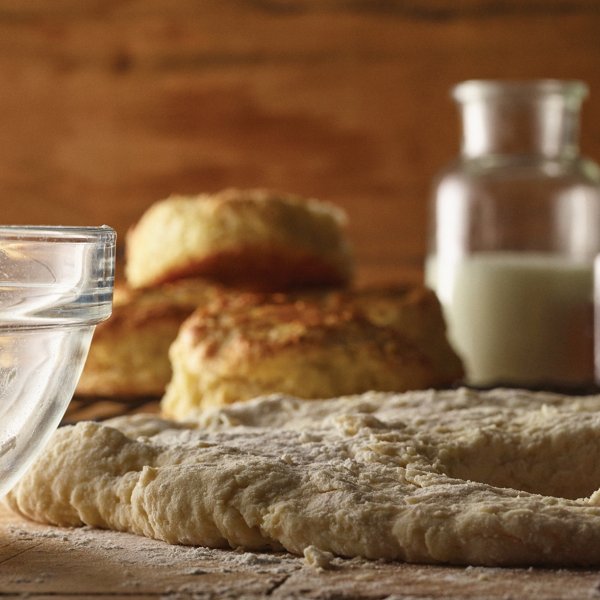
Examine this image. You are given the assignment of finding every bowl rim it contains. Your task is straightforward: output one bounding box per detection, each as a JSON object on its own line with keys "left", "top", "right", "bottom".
{"left": 0, "top": 225, "right": 116, "bottom": 244}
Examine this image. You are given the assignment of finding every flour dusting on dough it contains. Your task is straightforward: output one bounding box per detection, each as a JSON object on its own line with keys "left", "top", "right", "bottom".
{"left": 8, "top": 388, "right": 600, "bottom": 567}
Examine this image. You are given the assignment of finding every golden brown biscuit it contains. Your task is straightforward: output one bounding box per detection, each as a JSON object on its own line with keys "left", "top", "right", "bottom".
{"left": 322, "top": 286, "right": 466, "bottom": 386}
{"left": 161, "top": 286, "right": 464, "bottom": 419}
{"left": 77, "top": 279, "right": 222, "bottom": 398}
{"left": 125, "top": 188, "right": 353, "bottom": 290}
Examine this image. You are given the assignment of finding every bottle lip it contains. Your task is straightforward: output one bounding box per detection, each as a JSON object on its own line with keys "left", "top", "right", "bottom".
{"left": 452, "top": 79, "right": 589, "bottom": 104}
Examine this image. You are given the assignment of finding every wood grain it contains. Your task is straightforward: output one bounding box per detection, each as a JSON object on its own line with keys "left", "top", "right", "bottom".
{"left": 1, "top": 1, "right": 600, "bottom": 284}
{"left": 2, "top": 502, "right": 600, "bottom": 599}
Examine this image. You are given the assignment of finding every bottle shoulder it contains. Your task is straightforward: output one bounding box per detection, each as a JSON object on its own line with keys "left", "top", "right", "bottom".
{"left": 577, "top": 156, "right": 600, "bottom": 181}
{"left": 434, "top": 155, "right": 600, "bottom": 185}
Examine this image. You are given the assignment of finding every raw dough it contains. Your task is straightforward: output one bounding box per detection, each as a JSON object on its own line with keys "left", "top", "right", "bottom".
{"left": 8, "top": 388, "right": 600, "bottom": 567}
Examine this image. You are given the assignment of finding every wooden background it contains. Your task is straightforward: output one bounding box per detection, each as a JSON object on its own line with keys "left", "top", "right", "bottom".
{"left": 1, "top": 0, "right": 600, "bottom": 285}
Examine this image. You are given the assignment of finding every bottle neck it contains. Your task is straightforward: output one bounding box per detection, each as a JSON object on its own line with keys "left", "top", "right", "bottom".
{"left": 456, "top": 81, "right": 585, "bottom": 160}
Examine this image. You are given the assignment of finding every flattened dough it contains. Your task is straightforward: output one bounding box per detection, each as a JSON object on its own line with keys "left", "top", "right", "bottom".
{"left": 8, "top": 388, "right": 600, "bottom": 567}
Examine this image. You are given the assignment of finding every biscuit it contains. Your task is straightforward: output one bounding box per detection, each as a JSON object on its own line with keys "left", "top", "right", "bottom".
{"left": 323, "top": 286, "right": 465, "bottom": 385}
{"left": 125, "top": 188, "right": 353, "bottom": 290}
{"left": 161, "top": 286, "right": 464, "bottom": 419}
{"left": 76, "top": 279, "right": 222, "bottom": 398}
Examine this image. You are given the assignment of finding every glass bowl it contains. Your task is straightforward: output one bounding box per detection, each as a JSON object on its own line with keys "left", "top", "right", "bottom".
{"left": 0, "top": 226, "right": 115, "bottom": 496}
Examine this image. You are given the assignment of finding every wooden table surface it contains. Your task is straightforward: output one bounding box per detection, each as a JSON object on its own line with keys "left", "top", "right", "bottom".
{"left": 3, "top": 420, "right": 600, "bottom": 600}
{"left": 4, "top": 382, "right": 600, "bottom": 599}
{"left": 2, "top": 501, "right": 600, "bottom": 600}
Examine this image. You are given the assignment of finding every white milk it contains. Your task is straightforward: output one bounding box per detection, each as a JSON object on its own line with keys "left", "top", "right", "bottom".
{"left": 425, "top": 252, "right": 594, "bottom": 387}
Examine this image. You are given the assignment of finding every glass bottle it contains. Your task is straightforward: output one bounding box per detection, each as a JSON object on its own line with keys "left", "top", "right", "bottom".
{"left": 425, "top": 80, "right": 600, "bottom": 389}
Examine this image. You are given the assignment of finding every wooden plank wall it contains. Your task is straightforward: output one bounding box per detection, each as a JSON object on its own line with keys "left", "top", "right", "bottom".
{"left": 1, "top": 0, "right": 600, "bottom": 284}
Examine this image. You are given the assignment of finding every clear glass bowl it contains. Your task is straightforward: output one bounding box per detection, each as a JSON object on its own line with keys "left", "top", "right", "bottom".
{"left": 0, "top": 226, "right": 115, "bottom": 496}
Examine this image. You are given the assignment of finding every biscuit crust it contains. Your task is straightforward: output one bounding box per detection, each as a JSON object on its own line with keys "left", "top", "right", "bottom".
{"left": 161, "top": 287, "right": 464, "bottom": 419}
{"left": 77, "top": 279, "right": 222, "bottom": 397}
{"left": 125, "top": 189, "right": 353, "bottom": 290}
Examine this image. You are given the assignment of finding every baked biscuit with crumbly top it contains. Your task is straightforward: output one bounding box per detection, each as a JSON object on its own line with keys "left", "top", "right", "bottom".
{"left": 125, "top": 188, "right": 353, "bottom": 290}
{"left": 161, "top": 286, "right": 464, "bottom": 419}
{"left": 77, "top": 279, "right": 223, "bottom": 398}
